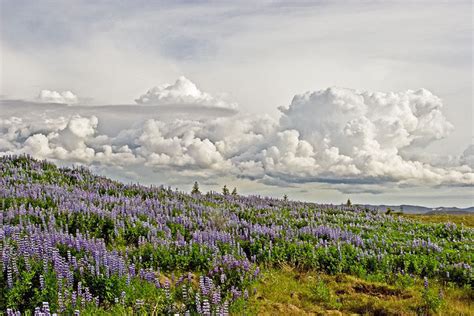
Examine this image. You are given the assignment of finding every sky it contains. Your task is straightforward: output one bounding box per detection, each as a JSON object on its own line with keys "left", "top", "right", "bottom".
{"left": 0, "top": 0, "right": 473, "bottom": 207}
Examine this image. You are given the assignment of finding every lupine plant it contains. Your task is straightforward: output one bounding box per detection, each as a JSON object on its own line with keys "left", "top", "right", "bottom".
{"left": 0, "top": 155, "right": 472, "bottom": 314}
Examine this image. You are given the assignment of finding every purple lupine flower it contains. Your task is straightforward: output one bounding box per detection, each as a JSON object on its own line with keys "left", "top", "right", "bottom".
{"left": 254, "top": 267, "right": 260, "bottom": 278}
{"left": 222, "top": 300, "right": 229, "bottom": 316}
{"left": 164, "top": 279, "right": 171, "bottom": 300}
{"left": 42, "top": 302, "right": 50, "bottom": 314}
{"left": 7, "top": 265, "right": 13, "bottom": 288}
{"left": 212, "top": 287, "right": 221, "bottom": 305}
{"left": 71, "top": 291, "right": 77, "bottom": 307}
{"left": 182, "top": 285, "right": 188, "bottom": 301}
{"left": 202, "top": 298, "right": 211, "bottom": 316}
{"left": 121, "top": 291, "right": 126, "bottom": 305}
{"left": 195, "top": 293, "right": 201, "bottom": 314}
{"left": 58, "top": 291, "right": 64, "bottom": 312}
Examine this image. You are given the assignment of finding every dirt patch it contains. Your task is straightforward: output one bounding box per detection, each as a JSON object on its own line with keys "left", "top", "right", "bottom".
{"left": 335, "top": 274, "right": 347, "bottom": 282}
{"left": 335, "top": 289, "right": 349, "bottom": 295}
{"left": 352, "top": 283, "right": 407, "bottom": 298}
{"left": 350, "top": 303, "right": 405, "bottom": 316}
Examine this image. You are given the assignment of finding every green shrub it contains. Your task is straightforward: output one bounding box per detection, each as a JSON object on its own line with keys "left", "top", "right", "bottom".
{"left": 309, "top": 278, "right": 341, "bottom": 309}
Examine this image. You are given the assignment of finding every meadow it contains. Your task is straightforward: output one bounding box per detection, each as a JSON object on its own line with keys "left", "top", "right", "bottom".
{"left": 0, "top": 155, "right": 472, "bottom": 315}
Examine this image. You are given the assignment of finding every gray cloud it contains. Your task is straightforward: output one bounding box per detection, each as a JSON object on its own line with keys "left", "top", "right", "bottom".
{"left": 461, "top": 145, "right": 474, "bottom": 169}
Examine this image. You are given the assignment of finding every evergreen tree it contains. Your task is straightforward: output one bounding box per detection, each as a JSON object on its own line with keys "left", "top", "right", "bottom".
{"left": 191, "top": 181, "right": 201, "bottom": 195}
{"left": 346, "top": 199, "right": 352, "bottom": 206}
{"left": 283, "top": 194, "right": 288, "bottom": 202}
{"left": 231, "top": 187, "right": 237, "bottom": 196}
{"left": 222, "top": 185, "right": 229, "bottom": 195}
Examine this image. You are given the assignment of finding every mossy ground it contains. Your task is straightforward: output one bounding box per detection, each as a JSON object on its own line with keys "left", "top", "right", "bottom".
{"left": 242, "top": 267, "right": 473, "bottom": 315}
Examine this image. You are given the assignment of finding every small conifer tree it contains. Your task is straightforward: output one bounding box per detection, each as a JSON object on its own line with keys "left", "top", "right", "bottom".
{"left": 191, "top": 181, "right": 200, "bottom": 195}
{"left": 222, "top": 185, "right": 229, "bottom": 195}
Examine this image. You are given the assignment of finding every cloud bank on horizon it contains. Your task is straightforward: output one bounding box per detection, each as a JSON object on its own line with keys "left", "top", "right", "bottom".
{"left": 1, "top": 77, "right": 473, "bottom": 197}
{"left": 38, "top": 90, "right": 79, "bottom": 105}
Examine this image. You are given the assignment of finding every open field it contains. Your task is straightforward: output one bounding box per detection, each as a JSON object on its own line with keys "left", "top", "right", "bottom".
{"left": 401, "top": 214, "right": 474, "bottom": 228}
{"left": 1, "top": 155, "right": 473, "bottom": 315}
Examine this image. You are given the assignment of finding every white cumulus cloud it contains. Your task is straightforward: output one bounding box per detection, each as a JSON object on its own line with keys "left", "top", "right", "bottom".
{"left": 267, "top": 87, "right": 464, "bottom": 185}
{"left": 135, "top": 76, "right": 237, "bottom": 109}
{"left": 1, "top": 85, "right": 472, "bottom": 192}
{"left": 38, "top": 90, "right": 79, "bottom": 104}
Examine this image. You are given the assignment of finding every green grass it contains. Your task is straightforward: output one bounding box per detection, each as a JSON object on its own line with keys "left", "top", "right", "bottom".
{"left": 243, "top": 266, "right": 474, "bottom": 315}
{"left": 402, "top": 214, "right": 474, "bottom": 228}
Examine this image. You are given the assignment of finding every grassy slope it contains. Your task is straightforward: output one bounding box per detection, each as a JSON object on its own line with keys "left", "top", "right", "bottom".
{"left": 245, "top": 267, "right": 473, "bottom": 315}
{"left": 2, "top": 156, "right": 472, "bottom": 315}
{"left": 401, "top": 214, "right": 474, "bottom": 228}
{"left": 249, "top": 213, "right": 474, "bottom": 315}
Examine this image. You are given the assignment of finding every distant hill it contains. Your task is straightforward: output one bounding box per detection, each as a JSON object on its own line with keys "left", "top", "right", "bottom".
{"left": 358, "top": 204, "right": 474, "bottom": 214}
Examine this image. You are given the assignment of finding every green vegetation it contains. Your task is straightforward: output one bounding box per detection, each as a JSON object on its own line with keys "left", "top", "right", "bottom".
{"left": 402, "top": 214, "right": 474, "bottom": 228}
{"left": 245, "top": 268, "right": 473, "bottom": 315}
{"left": 1, "top": 155, "right": 473, "bottom": 315}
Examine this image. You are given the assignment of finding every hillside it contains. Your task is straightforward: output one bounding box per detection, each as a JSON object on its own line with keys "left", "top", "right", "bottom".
{"left": 360, "top": 204, "right": 474, "bottom": 215}
{"left": 0, "top": 155, "right": 473, "bottom": 315}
